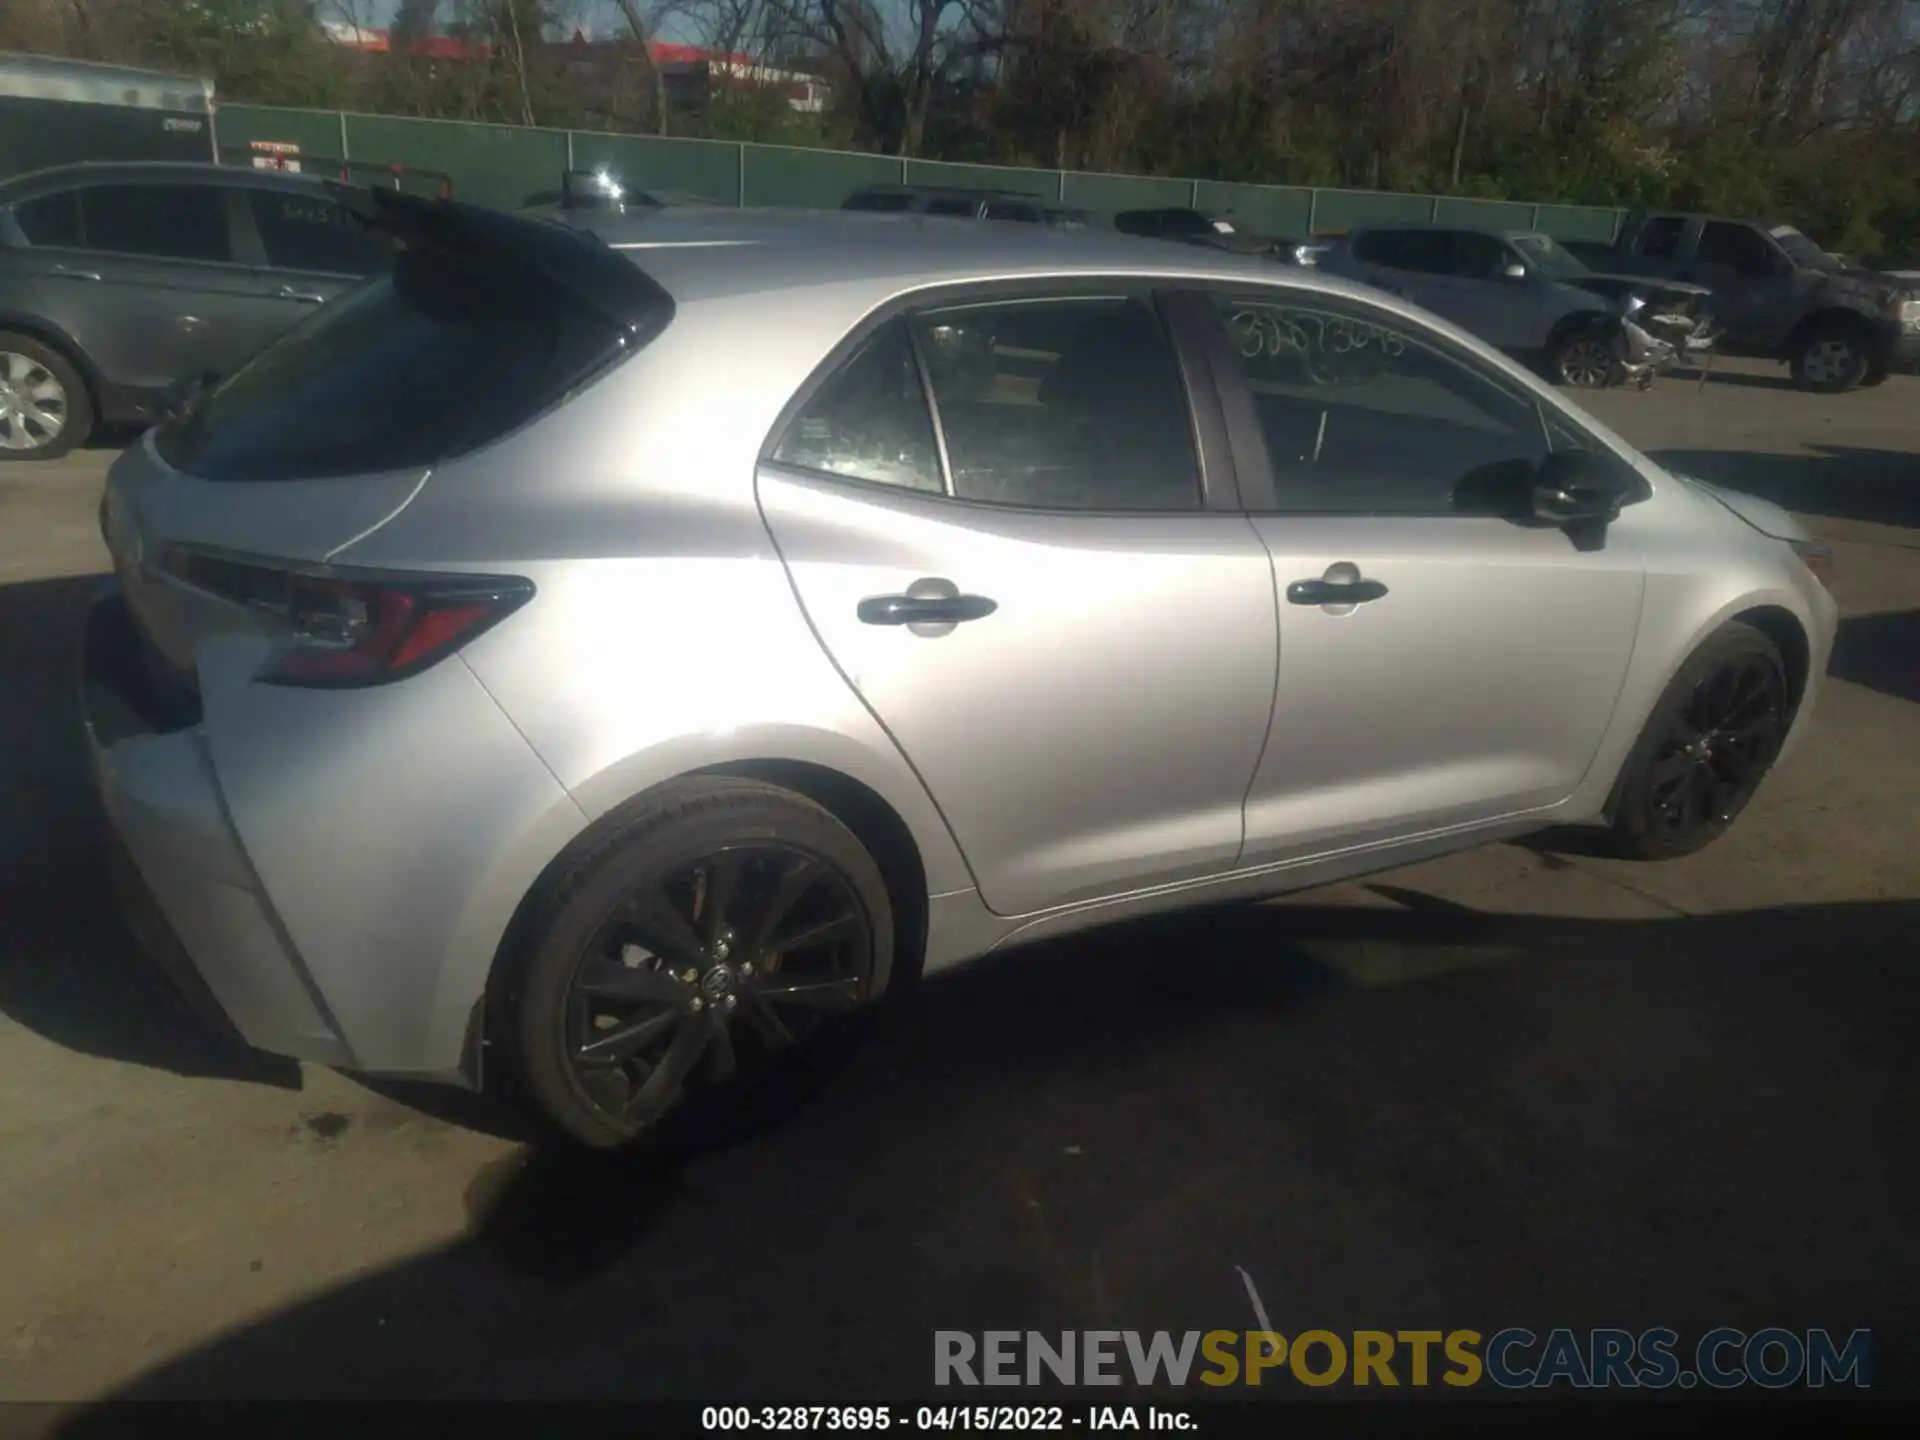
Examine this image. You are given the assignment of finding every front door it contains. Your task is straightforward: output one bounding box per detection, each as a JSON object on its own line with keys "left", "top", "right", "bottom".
{"left": 1194, "top": 287, "right": 1647, "bottom": 863}
{"left": 1687, "top": 220, "right": 1793, "bottom": 352}
{"left": 70, "top": 180, "right": 291, "bottom": 396}
{"left": 756, "top": 289, "right": 1279, "bottom": 916}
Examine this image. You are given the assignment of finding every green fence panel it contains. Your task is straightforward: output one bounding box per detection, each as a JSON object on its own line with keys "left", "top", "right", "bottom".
{"left": 213, "top": 104, "right": 346, "bottom": 167}
{"left": 571, "top": 131, "right": 741, "bottom": 204}
{"left": 1060, "top": 171, "right": 1191, "bottom": 219}
{"left": 1310, "top": 188, "right": 1436, "bottom": 233}
{"left": 743, "top": 144, "right": 897, "bottom": 208}
{"left": 1193, "top": 181, "right": 1314, "bottom": 238}
{"left": 1432, "top": 196, "right": 1536, "bottom": 231}
{"left": 342, "top": 114, "right": 566, "bottom": 211}
{"left": 902, "top": 159, "right": 1056, "bottom": 198}
{"left": 1532, "top": 204, "right": 1625, "bottom": 244}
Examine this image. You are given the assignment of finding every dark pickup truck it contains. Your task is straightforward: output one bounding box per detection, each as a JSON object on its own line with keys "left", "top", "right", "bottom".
{"left": 1566, "top": 210, "right": 1920, "bottom": 392}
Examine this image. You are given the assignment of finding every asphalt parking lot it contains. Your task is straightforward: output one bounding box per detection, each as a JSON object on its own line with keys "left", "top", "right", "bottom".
{"left": 1, "top": 357, "right": 1917, "bottom": 1411}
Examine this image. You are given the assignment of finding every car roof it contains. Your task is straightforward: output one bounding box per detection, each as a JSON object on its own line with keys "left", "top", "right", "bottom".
{"left": 0, "top": 160, "right": 347, "bottom": 200}
{"left": 571, "top": 205, "right": 1371, "bottom": 306}
{"left": 0, "top": 50, "right": 213, "bottom": 109}
{"left": 849, "top": 183, "right": 1050, "bottom": 203}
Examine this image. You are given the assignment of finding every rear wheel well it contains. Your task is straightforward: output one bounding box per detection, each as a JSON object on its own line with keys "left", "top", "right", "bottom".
{"left": 1783, "top": 307, "right": 1870, "bottom": 356}
{"left": 477, "top": 760, "right": 932, "bottom": 1098}
{"left": 1547, "top": 309, "right": 1613, "bottom": 348}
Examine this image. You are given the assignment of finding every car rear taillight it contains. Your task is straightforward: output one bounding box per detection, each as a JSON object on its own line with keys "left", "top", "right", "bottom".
{"left": 160, "top": 547, "right": 533, "bottom": 688}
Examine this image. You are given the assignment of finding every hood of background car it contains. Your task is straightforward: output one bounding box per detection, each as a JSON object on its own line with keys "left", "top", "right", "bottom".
{"left": 1672, "top": 473, "right": 1810, "bottom": 543}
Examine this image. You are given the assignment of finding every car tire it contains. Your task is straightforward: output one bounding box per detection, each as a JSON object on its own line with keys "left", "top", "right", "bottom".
{"left": 0, "top": 331, "right": 93, "bottom": 460}
{"left": 1789, "top": 320, "right": 1869, "bottom": 393}
{"left": 1605, "top": 622, "right": 1792, "bottom": 861}
{"left": 1861, "top": 353, "right": 1891, "bottom": 387}
{"left": 502, "top": 776, "right": 896, "bottom": 1151}
{"left": 1548, "top": 320, "right": 1621, "bottom": 390}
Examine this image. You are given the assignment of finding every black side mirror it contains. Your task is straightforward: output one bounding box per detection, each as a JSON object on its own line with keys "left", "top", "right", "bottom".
{"left": 1532, "top": 450, "right": 1638, "bottom": 526}
{"left": 157, "top": 369, "right": 219, "bottom": 421}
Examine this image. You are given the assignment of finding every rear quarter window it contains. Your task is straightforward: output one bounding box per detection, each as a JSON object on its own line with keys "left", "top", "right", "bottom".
{"left": 156, "top": 247, "right": 629, "bottom": 481}
{"left": 250, "top": 189, "right": 388, "bottom": 275}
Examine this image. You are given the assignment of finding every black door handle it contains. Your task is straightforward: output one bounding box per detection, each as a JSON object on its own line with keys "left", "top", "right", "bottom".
{"left": 1286, "top": 578, "right": 1388, "bottom": 606}
{"left": 857, "top": 593, "right": 998, "bottom": 626}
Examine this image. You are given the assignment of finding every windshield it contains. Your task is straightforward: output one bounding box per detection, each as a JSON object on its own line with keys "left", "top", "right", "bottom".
{"left": 1510, "top": 233, "right": 1590, "bottom": 280}
{"left": 1768, "top": 226, "right": 1844, "bottom": 273}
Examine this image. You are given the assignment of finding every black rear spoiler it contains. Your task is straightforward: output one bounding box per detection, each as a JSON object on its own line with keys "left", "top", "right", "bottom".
{"left": 330, "top": 184, "right": 674, "bottom": 340}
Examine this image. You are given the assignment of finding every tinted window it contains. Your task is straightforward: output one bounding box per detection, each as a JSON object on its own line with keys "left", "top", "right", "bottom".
{"left": 771, "top": 321, "right": 942, "bottom": 493}
{"left": 1696, "top": 222, "right": 1777, "bottom": 277}
{"left": 844, "top": 191, "right": 914, "bottom": 213}
{"left": 1113, "top": 212, "right": 1159, "bottom": 236}
{"left": 249, "top": 190, "right": 387, "bottom": 275}
{"left": 1452, "top": 231, "right": 1512, "bottom": 280}
{"left": 81, "top": 183, "right": 231, "bottom": 262}
{"left": 924, "top": 197, "right": 979, "bottom": 218}
{"left": 910, "top": 296, "right": 1200, "bottom": 511}
{"left": 984, "top": 200, "right": 1041, "bottom": 223}
{"left": 1215, "top": 294, "right": 1553, "bottom": 514}
{"left": 1160, "top": 212, "right": 1213, "bottom": 237}
{"left": 1395, "top": 230, "right": 1454, "bottom": 274}
{"left": 1635, "top": 216, "right": 1686, "bottom": 259}
{"left": 155, "top": 249, "right": 627, "bottom": 481}
{"left": 1350, "top": 231, "right": 1403, "bottom": 266}
{"left": 12, "top": 190, "right": 81, "bottom": 247}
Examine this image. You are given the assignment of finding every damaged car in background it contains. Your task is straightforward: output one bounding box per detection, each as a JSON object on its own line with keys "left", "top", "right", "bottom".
{"left": 1320, "top": 224, "right": 1717, "bottom": 389}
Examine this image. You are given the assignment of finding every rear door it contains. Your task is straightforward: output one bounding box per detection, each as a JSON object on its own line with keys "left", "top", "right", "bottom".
{"left": 236, "top": 184, "right": 386, "bottom": 328}
{"left": 756, "top": 285, "right": 1279, "bottom": 916}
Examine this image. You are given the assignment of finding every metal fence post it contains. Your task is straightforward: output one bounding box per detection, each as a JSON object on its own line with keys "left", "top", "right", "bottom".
{"left": 338, "top": 109, "right": 350, "bottom": 161}
{"left": 1190, "top": 177, "right": 1200, "bottom": 207}
{"left": 1306, "top": 188, "right": 1318, "bottom": 234}
{"left": 1530, "top": 204, "right": 1540, "bottom": 230}
{"left": 900, "top": 156, "right": 908, "bottom": 183}
{"left": 738, "top": 142, "right": 747, "bottom": 206}
{"left": 1429, "top": 194, "right": 1441, "bottom": 221}
{"left": 1057, "top": 170, "right": 1065, "bottom": 203}
{"left": 565, "top": 130, "right": 575, "bottom": 169}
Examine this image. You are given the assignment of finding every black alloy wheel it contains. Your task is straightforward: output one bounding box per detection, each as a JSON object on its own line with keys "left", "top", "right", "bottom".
{"left": 564, "top": 843, "right": 874, "bottom": 1130}
{"left": 508, "top": 778, "right": 894, "bottom": 1149}
{"left": 1609, "top": 623, "right": 1790, "bottom": 859}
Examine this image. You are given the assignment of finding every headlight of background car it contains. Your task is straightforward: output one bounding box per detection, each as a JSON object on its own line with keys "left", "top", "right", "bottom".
{"left": 1898, "top": 296, "right": 1920, "bottom": 330}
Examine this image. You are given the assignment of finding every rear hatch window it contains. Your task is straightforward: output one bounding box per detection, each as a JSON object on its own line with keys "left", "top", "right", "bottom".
{"left": 156, "top": 246, "right": 632, "bottom": 482}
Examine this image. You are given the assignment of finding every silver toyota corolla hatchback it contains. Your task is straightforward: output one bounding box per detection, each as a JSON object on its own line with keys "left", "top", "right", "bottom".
{"left": 83, "top": 193, "right": 1838, "bottom": 1148}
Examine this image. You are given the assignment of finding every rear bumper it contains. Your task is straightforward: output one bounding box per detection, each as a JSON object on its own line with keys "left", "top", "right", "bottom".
{"left": 81, "top": 585, "right": 353, "bottom": 1067}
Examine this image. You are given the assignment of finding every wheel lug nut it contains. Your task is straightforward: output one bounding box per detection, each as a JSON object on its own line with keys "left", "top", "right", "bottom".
{"left": 690, "top": 996, "right": 704, "bottom": 1013}
{"left": 740, "top": 961, "right": 754, "bottom": 976}
{"left": 724, "top": 994, "right": 737, "bottom": 1010}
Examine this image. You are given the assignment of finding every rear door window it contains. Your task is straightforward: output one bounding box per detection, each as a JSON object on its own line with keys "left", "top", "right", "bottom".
{"left": 11, "top": 190, "right": 82, "bottom": 247}
{"left": 248, "top": 189, "right": 387, "bottom": 275}
{"left": 1635, "top": 216, "right": 1686, "bottom": 259}
{"left": 155, "top": 247, "right": 629, "bottom": 481}
{"left": 924, "top": 197, "right": 980, "bottom": 218}
{"left": 81, "top": 183, "right": 232, "bottom": 263}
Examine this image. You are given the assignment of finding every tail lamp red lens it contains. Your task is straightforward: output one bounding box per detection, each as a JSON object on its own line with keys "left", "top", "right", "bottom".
{"left": 160, "top": 547, "right": 533, "bottom": 688}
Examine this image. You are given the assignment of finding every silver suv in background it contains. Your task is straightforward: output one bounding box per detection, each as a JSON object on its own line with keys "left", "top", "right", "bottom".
{"left": 1321, "top": 225, "right": 1717, "bottom": 388}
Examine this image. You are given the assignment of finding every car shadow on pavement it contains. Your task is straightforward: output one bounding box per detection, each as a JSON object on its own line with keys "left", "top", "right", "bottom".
{"left": 0, "top": 575, "right": 298, "bottom": 1088}
{"left": 55, "top": 894, "right": 1920, "bottom": 1408}
{"left": 1830, "top": 608, "right": 1920, "bottom": 705}
{"left": 1697, "top": 369, "right": 1806, "bottom": 393}
{"left": 1650, "top": 445, "right": 1920, "bottom": 530}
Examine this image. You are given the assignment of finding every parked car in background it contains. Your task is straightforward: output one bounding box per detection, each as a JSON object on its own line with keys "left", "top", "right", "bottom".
{"left": 1, "top": 52, "right": 214, "bottom": 183}
{"left": 85, "top": 195, "right": 1835, "bottom": 1150}
{"left": 1113, "top": 207, "right": 1319, "bottom": 264}
{"left": 0, "top": 161, "right": 387, "bottom": 458}
{"left": 1562, "top": 210, "right": 1920, "bottom": 392}
{"left": 1320, "top": 224, "right": 1716, "bottom": 389}
{"left": 841, "top": 183, "right": 1082, "bottom": 227}
{"left": 520, "top": 167, "right": 717, "bottom": 221}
